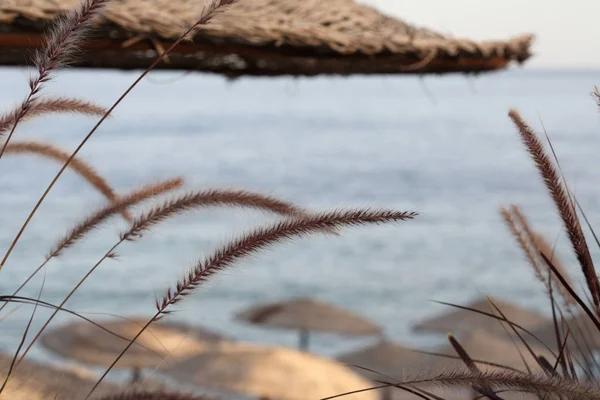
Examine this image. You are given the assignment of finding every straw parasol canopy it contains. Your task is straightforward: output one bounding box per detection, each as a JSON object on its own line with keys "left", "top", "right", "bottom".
{"left": 0, "top": 0, "right": 533, "bottom": 76}
{"left": 235, "top": 297, "right": 381, "bottom": 350}
{"left": 41, "top": 317, "right": 229, "bottom": 383}
{"left": 413, "top": 297, "right": 549, "bottom": 338}
{"left": 92, "top": 389, "right": 224, "bottom": 400}
{"left": 436, "top": 330, "right": 553, "bottom": 372}
{"left": 162, "top": 341, "right": 379, "bottom": 400}
{"left": 339, "top": 332, "right": 550, "bottom": 400}
{"left": 0, "top": 352, "right": 121, "bottom": 400}
{"left": 338, "top": 339, "right": 453, "bottom": 400}
{"left": 338, "top": 339, "right": 440, "bottom": 380}
{"left": 529, "top": 312, "right": 600, "bottom": 353}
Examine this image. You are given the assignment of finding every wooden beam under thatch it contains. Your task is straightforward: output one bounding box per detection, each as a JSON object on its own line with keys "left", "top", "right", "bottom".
{"left": 0, "top": 0, "right": 534, "bottom": 76}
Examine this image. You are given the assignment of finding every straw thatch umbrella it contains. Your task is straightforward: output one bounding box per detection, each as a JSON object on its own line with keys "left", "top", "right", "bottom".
{"left": 437, "top": 330, "right": 552, "bottom": 372}
{"left": 339, "top": 332, "right": 549, "bottom": 400}
{"left": 338, "top": 339, "right": 454, "bottom": 400}
{"left": 413, "top": 297, "right": 549, "bottom": 338}
{"left": 529, "top": 312, "right": 600, "bottom": 354}
{"left": 0, "top": 0, "right": 533, "bottom": 75}
{"left": 162, "top": 341, "right": 379, "bottom": 400}
{"left": 338, "top": 339, "right": 445, "bottom": 379}
{"left": 235, "top": 297, "right": 381, "bottom": 351}
{"left": 0, "top": 352, "right": 120, "bottom": 400}
{"left": 41, "top": 317, "right": 228, "bottom": 384}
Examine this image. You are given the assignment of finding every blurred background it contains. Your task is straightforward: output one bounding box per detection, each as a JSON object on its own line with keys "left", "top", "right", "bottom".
{"left": 373, "top": 0, "right": 600, "bottom": 69}
{"left": 0, "top": 0, "right": 598, "bottom": 396}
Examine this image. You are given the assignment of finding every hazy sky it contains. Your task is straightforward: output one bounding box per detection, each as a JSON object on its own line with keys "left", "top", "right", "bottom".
{"left": 364, "top": 0, "right": 600, "bottom": 68}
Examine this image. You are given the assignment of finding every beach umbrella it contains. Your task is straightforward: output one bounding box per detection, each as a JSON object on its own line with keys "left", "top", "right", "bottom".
{"left": 437, "top": 329, "right": 552, "bottom": 372}
{"left": 162, "top": 341, "right": 378, "bottom": 400}
{"left": 339, "top": 332, "right": 549, "bottom": 400}
{"left": 529, "top": 312, "right": 600, "bottom": 353}
{"left": 338, "top": 339, "right": 455, "bottom": 400}
{"left": 0, "top": 352, "right": 120, "bottom": 400}
{"left": 0, "top": 0, "right": 533, "bottom": 75}
{"left": 41, "top": 317, "right": 228, "bottom": 384}
{"left": 338, "top": 339, "right": 448, "bottom": 379}
{"left": 413, "top": 297, "right": 549, "bottom": 338}
{"left": 235, "top": 297, "right": 381, "bottom": 351}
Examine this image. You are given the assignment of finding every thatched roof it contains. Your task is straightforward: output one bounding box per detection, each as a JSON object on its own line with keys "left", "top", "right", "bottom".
{"left": 339, "top": 333, "right": 549, "bottom": 400}
{"left": 0, "top": 352, "right": 198, "bottom": 400}
{"left": 337, "top": 339, "right": 452, "bottom": 380}
{"left": 0, "top": 0, "right": 534, "bottom": 76}
{"left": 235, "top": 297, "right": 381, "bottom": 336}
{"left": 413, "top": 297, "right": 549, "bottom": 338}
{"left": 436, "top": 330, "right": 552, "bottom": 372}
{"left": 41, "top": 317, "right": 229, "bottom": 369}
{"left": 0, "top": 352, "right": 119, "bottom": 400}
{"left": 529, "top": 312, "right": 600, "bottom": 353}
{"left": 162, "top": 341, "right": 378, "bottom": 400}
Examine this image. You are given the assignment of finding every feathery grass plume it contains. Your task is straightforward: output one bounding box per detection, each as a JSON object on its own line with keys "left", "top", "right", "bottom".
{"left": 1, "top": 0, "right": 240, "bottom": 270}
{"left": 121, "top": 189, "right": 311, "bottom": 241}
{"left": 412, "top": 350, "right": 525, "bottom": 374}
{"left": 508, "top": 109, "right": 600, "bottom": 310}
{"left": 49, "top": 178, "right": 184, "bottom": 259}
{"left": 96, "top": 390, "right": 223, "bottom": 400}
{"left": 154, "top": 208, "right": 416, "bottom": 315}
{"left": 0, "top": 177, "right": 184, "bottom": 317}
{"left": 86, "top": 208, "right": 417, "bottom": 398}
{"left": 0, "top": 0, "right": 109, "bottom": 157}
{"left": 593, "top": 87, "right": 600, "bottom": 110}
{"left": 14, "top": 187, "right": 312, "bottom": 366}
{"left": 500, "top": 206, "right": 543, "bottom": 282}
{"left": 184, "top": 0, "right": 241, "bottom": 39}
{"left": 326, "top": 371, "right": 600, "bottom": 400}
{"left": 34, "top": 0, "right": 109, "bottom": 77}
{"left": 504, "top": 204, "right": 576, "bottom": 306}
{"left": 4, "top": 140, "right": 132, "bottom": 221}
{"left": 0, "top": 97, "right": 107, "bottom": 136}
{"left": 399, "top": 370, "right": 600, "bottom": 400}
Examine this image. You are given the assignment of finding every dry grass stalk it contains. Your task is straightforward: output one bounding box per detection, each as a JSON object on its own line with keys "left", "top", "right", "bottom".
{"left": 155, "top": 208, "right": 416, "bottom": 315}
{"left": 446, "top": 333, "right": 503, "bottom": 399}
{"left": 508, "top": 109, "right": 600, "bottom": 310}
{"left": 504, "top": 204, "right": 575, "bottom": 306}
{"left": 593, "top": 87, "right": 600, "bottom": 110}
{"left": 500, "top": 206, "right": 544, "bottom": 282}
{"left": 533, "top": 233, "right": 576, "bottom": 305}
{"left": 96, "top": 390, "right": 222, "bottom": 400}
{"left": 1, "top": 0, "right": 240, "bottom": 269}
{"left": 49, "top": 177, "right": 184, "bottom": 259}
{"left": 327, "top": 370, "right": 600, "bottom": 400}
{"left": 0, "top": 0, "right": 110, "bottom": 157}
{"left": 34, "top": 0, "right": 109, "bottom": 77}
{"left": 14, "top": 187, "right": 311, "bottom": 367}
{"left": 391, "top": 370, "right": 600, "bottom": 400}
{"left": 447, "top": 334, "right": 478, "bottom": 372}
{"left": 88, "top": 208, "right": 417, "bottom": 398}
{"left": 4, "top": 140, "right": 131, "bottom": 221}
{"left": 0, "top": 178, "right": 183, "bottom": 317}
{"left": 0, "top": 98, "right": 107, "bottom": 136}
{"left": 121, "top": 189, "right": 311, "bottom": 241}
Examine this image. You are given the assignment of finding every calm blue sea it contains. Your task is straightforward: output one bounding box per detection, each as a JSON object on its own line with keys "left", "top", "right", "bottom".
{"left": 0, "top": 67, "right": 598, "bottom": 380}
